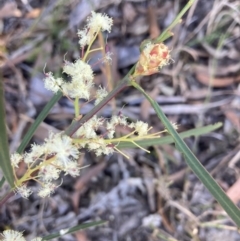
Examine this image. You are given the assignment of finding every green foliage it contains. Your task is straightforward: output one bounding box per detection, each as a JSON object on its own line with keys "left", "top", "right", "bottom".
{"left": 131, "top": 80, "right": 240, "bottom": 227}
{"left": 42, "top": 221, "right": 106, "bottom": 240}
{"left": 0, "top": 76, "right": 14, "bottom": 188}
{"left": 117, "top": 123, "right": 222, "bottom": 149}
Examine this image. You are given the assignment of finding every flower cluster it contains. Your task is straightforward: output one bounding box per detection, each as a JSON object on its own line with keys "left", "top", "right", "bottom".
{"left": 44, "top": 11, "right": 112, "bottom": 102}
{"left": 44, "top": 60, "right": 94, "bottom": 100}
{"left": 12, "top": 115, "right": 156, "bottom": 198}
{"left": 11, "top": 11, "right": 174, "bottom": 201}
{"left": 11, "top": 133, "right": 81, "bottom": 198}
{"left": 77, "top": 11, "right": 113, "bottom": 48}
{"left": 134, "top": 42, "right": 171, "bottom": 76}
{"left": 0, "top": 230, "right": 41, "bottom": 241}
{"left": 94, "top": 86, "right": 108, "bottom": 105}
{"left": 75, "top": 114, "right": 127, "bottom": 156}
{"left": 74, "top": 114, "right": 153, "bottom": 157}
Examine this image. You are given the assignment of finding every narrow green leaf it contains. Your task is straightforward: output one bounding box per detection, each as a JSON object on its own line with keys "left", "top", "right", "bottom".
{"left": 117, "top": 123, "right": 222, "bottom": 149}
{"left": 131, "top": 81, "right": 240, "bottom": 227}
{"left": 17, "top": 92, "right": 63, "bottom": 154}
{"left": 42, "top": 220, "right": 106, "bottom": 240}
{"left": 0, "top": 176, "right": 6, "bottom": 189}
{"left": 0, "top": 76, "right": 14, "bottom": 188}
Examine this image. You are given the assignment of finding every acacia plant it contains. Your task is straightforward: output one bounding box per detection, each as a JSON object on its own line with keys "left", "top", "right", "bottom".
{"left": 0, "top": 1, "right": 240, "bottom": 240}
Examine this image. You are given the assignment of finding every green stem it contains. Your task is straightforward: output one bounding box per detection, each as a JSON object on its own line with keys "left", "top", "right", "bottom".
{"left": 15, "top": 155, "right": 56, "bottom": 187}
{"left": 74, "top": 97, "right": 79, "bottom": 118}
{"left": 131, "top": 80, "right": 240, "bottom": 227}
{"left": 42, "top": 221, "right": 106, "bottom": 240}
{"left": 88, "top": 47, "right": 103, "bottom": 54}
{"left": 82, "top": 30, "right": 100, "bottom": 62}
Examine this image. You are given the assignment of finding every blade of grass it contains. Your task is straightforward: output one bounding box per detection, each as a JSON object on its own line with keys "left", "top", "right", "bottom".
{"left": 0, "top": 177, "right": 5, "bottom": 189}
{"left": 17, "top": 92, "right": 63, "bottom": 154}
{"left": 42, "top": 220, "right": 106, "bottom": 240}
{"left": 0, "top": 76, "right": 14, "bottom": 188}
{"left": 117, "top": 123, "right": 222, "bottom": 149}
{"left": 131, "top": 81, "right": 240, "bottom": 227}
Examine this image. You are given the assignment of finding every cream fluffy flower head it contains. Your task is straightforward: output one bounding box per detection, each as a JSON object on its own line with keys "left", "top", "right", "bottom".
{"left": 78, "top": 11, "right": 113, "bottom": 47}
{"left": 10, "top": 153, "right": 22, "bottom": 168}
{"left": 44, "top": 72, "right": 63, "bottom": 93}
{"left": 0, "top": 230, "right": 42, "bottom": 241}
{"left": 16, "top": 184, "right": 33, "bottom": 199}
{"left": 95, "top": 86, "right": 108, "bottom": 105}
{"left": 62, "top": 59, "right": 94, "bottom": 99}
{"left": 1, "top": 230, "right": 25, "bottom": 241}
{"left": 44, "top": 132, "right": 79, "bottom": 167}
{"left": 44, "top": 60, "right": 94, "bottom": 100}
{"left": 87, "top": 11, "right": 113, "bottom": 33}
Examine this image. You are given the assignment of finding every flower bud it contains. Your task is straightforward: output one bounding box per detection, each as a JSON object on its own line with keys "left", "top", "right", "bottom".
{"left": 133, "top": 43, "right": 170, "bottom": 76}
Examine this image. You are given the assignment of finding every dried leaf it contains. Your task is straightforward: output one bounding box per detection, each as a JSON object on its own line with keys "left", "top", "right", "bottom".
{"left": 0, "top": 2, "right": 22, "bottom": 18}
{"left": 72, "top": 161, "right": 106, "bottom": 211}
{"left": 26, "top": 8, "right": 41, "bottom": 19}
{"left": 75, "top": 231, "right": 90, "bottom": 241}
{"left": 227, "top": 178, "right": 240, "bottom": 204}
{"left": 194, "top": 65, "right": 236, "bottom": 87}
{"left": 148, "top": 5, "right": 160, "bottom": 39}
